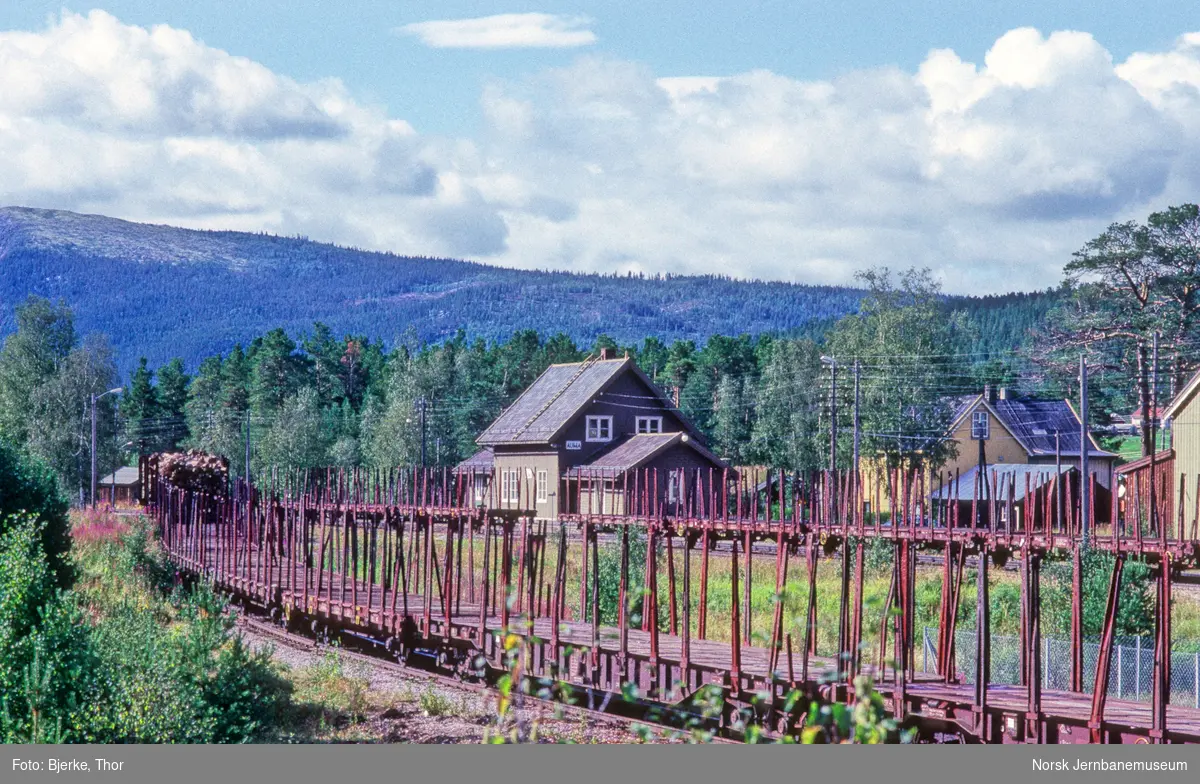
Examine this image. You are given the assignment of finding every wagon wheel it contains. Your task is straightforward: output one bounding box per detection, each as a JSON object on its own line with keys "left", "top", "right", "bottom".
{"left": 777, "top": 707, "right": 806, "bottom": 740}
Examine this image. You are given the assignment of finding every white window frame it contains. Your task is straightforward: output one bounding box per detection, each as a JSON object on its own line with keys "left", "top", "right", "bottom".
{"left": 667, "top": 469, "right": 681, "bottom": 503}
{"left": 473, "top": 474, "right": 487, "bottom": 503}
{"left": 500, "top": 469, "right": 520, "bottom": 503}
{"left": 586, "top": 415, "right": 613, "bottom": 442}
{"left": 536, "top": 470, "right": 548, "bottom": 502}
{"left": 971, "top": 411, "right": 990, "bottom": 440}
{"left": 636, "top": 415, "right": 663, "bottom": 434}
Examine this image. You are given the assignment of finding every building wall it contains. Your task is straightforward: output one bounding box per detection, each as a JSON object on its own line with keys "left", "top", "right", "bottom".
{"left": 106, "top": 483, "right": 140, "bottom": 506}
{"left": 572, "top": 443, "right": 724, "bottom": 518}
{"left": 944, "top": 403, "right": 1031, "bottom": 477}
{"left": 554, "top": 370, "right": 691, "bottom": 471}
{"left": 492, "top": 450, "right": 560, "bottom": 519}
{"left": 1172, "top": 395, "right": 1200, "bottom": 524}
{"left": 1029, "top": 455, "right": 1114, "bottom": 491}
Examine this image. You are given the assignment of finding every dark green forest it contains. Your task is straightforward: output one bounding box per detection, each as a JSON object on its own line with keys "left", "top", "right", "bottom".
{"left": 6, "top": 203, "right": 1200, "bottom": 500}
{"left": 0, "top": 268, "right": 1059, "bottom": 497}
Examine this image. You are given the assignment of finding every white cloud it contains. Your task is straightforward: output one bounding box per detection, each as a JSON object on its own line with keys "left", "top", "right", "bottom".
{"left": 4, "top": 13, "right": 1200, "bottom": 293}
{"left": 474, "top": 30, "right": 1200, "bottom": 292}
{"left": 397, "top": 13, "right": 595, "bottom": 50}
{"left": 0, "top": 10, "right": 505, "bottom": 258}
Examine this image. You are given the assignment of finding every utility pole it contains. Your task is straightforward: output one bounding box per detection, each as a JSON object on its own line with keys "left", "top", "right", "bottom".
{"left": 419, "top": 397, "right": 428, "bottom": 467}
{"left": 821, "top": 356, "right": 838, "bottom": 521}
{"left": 853, "top": 360, "right": 861, "bottom": 476}
{"left": 90, "top": 387, "right": 122, "bottom": 507}
{"left": 91, "top": 394, "right": 97, "bottom": 507}
{"left": 1138, "top": 343, "right": 1152, "bottom": 458}
{"left": 244, "top": 410, "right": 252, "bottom": 485}
{"left": 975, "top": 391, "right": 988, "bottom": 528}
{"left": 1149, "top": 332, "right": 1160, "bottom": 535}
{"left": 1055, "top": 432, "right": 1063, "bottom": 530}
{"left": 1080, "top": 355, "right": 1091, "bottom": 544}
{"left": 829, "top": 361, "right": 837, "bottom": 474}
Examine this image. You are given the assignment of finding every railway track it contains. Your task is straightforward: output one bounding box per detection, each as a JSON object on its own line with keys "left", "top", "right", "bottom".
{"left": 233, "top": 603, "right": 734, "bottom": 743}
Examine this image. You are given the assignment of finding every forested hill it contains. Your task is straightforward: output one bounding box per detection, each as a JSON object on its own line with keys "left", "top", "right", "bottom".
{"left": 0, "top": 206, "right": 1054, "bottom": 371}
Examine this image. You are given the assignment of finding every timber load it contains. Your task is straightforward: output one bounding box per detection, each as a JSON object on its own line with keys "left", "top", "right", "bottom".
{"left": 146, "top": 450, "right": 229, "bottom": 495}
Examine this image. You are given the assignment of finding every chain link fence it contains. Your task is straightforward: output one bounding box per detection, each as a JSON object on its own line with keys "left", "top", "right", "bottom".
{"left": 921, "top": 627, "right": 1200, "bottom": 708}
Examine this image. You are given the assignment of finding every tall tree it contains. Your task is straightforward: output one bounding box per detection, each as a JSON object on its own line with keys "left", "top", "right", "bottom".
{"left": 256, "top": 387, "right": 329, "bottom": 471}
{"left": 121, "top": 358, "right": 158, "bottom": 454}
{"left": 250, "top": 328, "right": 307, "bottom": 417}
{"left": 25, "top": 335, "right": 118, "bottom": 502}
{"left": 750, "top": 338, "right": 825, "bottom": 469}
{"left": 1044, "top": 204, "right": 1200, "bottom": 452}
{"left": 220, "top": 346, "right": 252, "bottom": 474}
{"left": 711, "top": 375, "right": 751, "bottom": 464}
{"left": 155, "top": 358, "right": 191, "bottom": 451}
{"left": 185, "top": 355, "right": 225, "bottom": 455}
{"left": 637, "top": 337, "right": 670, "bottom": 382}
{"left": 826, "top": 267, "right": 965, "bottom": 468}
{"left": 0, "top": 296, "right": 76, "bottom": 444}
{"left": 360, "top": 354, "right": 421, "bottom": 468}
{"left": 302, "top": 322, "right": 344, "bottom": 407}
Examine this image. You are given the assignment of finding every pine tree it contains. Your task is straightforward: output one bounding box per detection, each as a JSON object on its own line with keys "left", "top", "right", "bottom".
{"left": 155, "top": 358, "right": 191, "bottom": 450}
{"left": 121, "top": 358, "right": 158, "bottom": 453}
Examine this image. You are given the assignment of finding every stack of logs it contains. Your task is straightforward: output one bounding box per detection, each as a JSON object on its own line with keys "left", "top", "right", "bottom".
{"left": 147, "top": 450, "right": 229, "bottom": 495}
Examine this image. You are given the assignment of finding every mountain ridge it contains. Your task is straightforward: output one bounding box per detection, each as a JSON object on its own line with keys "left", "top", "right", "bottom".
{"left": 0, "top": 207, "right": 877, "bottom": 374}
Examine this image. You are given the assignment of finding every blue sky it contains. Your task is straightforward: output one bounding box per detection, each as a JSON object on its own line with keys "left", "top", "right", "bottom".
{"left": 0, "top": 4, "right": 1198, "bottom": 292}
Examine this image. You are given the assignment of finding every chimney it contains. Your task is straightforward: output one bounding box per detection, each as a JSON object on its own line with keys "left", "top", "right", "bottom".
{"left": 672, "top": 386, "right": 681, "bottom": 408}
{"left": 599, "top": 348, "right": 611, "bottom": 360}
{"left": 998, "top": 387, "right": 1009, "bottom": 401}
{"left": 984, "top": 384, "right": 995, "bottom": 404}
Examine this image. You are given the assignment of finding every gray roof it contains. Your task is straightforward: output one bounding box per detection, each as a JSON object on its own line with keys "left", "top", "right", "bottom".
{"left": 929, "top": 464, "right": 1073, "bottom": 503}
{"left": 950, "top": 395, "right": 1114, "bottom": 459}
{"left": 566, "top": 433, "right": 727, "bottom": 477}
{"left": 477, "top": 357, "right": 635, "bottom": 445}
{"left": 98, "top": 466, "right": 140, "bottom": 486}
{"left": 453, "top": 447, "right": 494, "bottom": 474}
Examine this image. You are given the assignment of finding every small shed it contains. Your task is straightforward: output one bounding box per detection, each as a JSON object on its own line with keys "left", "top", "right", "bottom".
{"left": 98, "top": 466, "right": 141, "bottom": 507}
{"left": 928, "top": 464, "right": 1108, "bottom": 529}
{"left": 453, "top": 447, "right": 495, "bottom": 505}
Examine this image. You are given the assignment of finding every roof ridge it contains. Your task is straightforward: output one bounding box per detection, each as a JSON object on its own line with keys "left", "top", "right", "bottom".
{"left": 507, "top": 353, "right": 599, "bottom": 441}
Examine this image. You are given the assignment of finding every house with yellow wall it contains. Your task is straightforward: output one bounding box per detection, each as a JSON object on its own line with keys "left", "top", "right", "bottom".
{"left": 941, "top": 386, "right": 1116, "bottom": 491}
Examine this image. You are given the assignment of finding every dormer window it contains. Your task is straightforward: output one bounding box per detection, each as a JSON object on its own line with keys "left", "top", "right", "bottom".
{"left": 636, "top": 416, "right": 663, "bottom": 434}
{"left": 586, "top": 415, "right": 613, "bottom": 442}
{"left": 971, "top": 411, "right": 990, "bottom": 440}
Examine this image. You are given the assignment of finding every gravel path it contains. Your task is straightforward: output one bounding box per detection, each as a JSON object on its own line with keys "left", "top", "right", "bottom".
{"left": 236, "top": 623, "right": 652, "bottom": 744}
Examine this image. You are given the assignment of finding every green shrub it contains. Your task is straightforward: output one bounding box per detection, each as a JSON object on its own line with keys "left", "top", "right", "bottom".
{"left": 74, "top": 586, "right": 289, "bottom": 743}
{"left": 3, "top": 515, "right": 288, "bottom": 744}
{"left": 594, "top": 533, "right": 662, "bottom": 628}
{"left": 291, "top": 649, "right": 369, "bottom": 726}
{"left": 0, "top": 442, "right": 71, "bottom": 588}
{"left": 1041, "top": 549, "right": 1153, "bottom": 639}
{"left": 419, "top": 688, "right": 455, "bottom": 717}
{"left": 0, "top": 516, "right": 92, "bottom": 743}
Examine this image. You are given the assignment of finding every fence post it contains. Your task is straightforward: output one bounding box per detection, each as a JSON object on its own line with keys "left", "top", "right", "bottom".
{"left": 1117, "top": 644, "right": 1123, "bottom": 699}
{"left": 1136, "top": 636, "right": 1142, "bottom": 701}
{"left": 1194, "top": 652, "right": 1198, "bottom": 710}
{"left": 1045, "top": 637, "right": 1050, "bottom": 688}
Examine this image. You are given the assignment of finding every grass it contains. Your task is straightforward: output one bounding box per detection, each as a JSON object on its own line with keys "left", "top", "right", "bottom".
{"left": 260, "top": 517, "right": 1200, "bottom": 659}
{"left": 411, "top": 528, "right": 1200, "bottom": 659}
{"left": 418, "top": 687, "right": 456, "bottom": 717}
{"left": 289, "top": 649, "right": 371, "bottom": 727}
